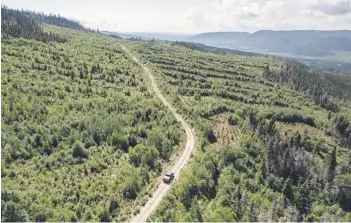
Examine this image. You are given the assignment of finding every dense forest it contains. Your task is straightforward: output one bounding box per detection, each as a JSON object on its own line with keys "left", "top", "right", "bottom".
{"left": 2, "top": 6, "right": 351, "bottom": 222}
{"left": 1, "top": 9, "right": 183, "bottom": 222}
{"left": 20, "top": 10, "right": 86, "bottom": 30}
{"left": 264, "top": 61, "right": 351, "bottom": 148}
{"left": 1, "top": 6, "right": 66, "bottom": 43}
{"left": 264, "top": 61, "right": 351, "bottom": 112}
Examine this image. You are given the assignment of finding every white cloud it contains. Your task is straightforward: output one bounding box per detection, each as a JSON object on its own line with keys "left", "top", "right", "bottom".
{"left": 183, "top": 0, "right": 351, "bottom": 32}
{"left": 82, "top": 11, "right": 188, "bottom": 33}
{"left": 2, "top": 0, "right": 350, "bottom": 32}
{"left": 71, "top": 0, "right": 351, "bottom": 33}
{"left": 186, "top": 7, "right": 211, "bottom": 27}
{"left": 311, "top": 0, "right": 351, "bottom": 15}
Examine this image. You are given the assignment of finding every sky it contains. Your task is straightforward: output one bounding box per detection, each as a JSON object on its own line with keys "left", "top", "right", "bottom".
{"left": 2, "top": 0, "right": 351, "bottom": 33}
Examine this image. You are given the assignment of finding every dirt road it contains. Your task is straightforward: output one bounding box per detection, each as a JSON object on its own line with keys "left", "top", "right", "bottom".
{"left": 120, "top": 44, "right": 196, "bottom": 222}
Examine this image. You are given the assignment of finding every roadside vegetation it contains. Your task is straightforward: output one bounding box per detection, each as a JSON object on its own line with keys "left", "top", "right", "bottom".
{"left": 123, "top": 40, "right": 351, "bottom": 221}
{"left": 2, "top": 6, "right": 351, "bottom": 222}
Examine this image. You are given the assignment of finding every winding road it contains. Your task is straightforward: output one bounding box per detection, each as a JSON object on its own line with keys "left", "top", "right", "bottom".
{"left": 120, "top": 44, "right": 196, "bottom": 222}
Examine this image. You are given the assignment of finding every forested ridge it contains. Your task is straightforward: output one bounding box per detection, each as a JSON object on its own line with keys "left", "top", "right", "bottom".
{"left": 264, "top": 61, "right": 351, "bottom": 149}
{"left": 1, "top": 6, "right": 66, "bottom": 43}
{"left": 2, "top": 6, "right": 351, "bottom": 222}
{"left": 19, "top": 10, "right": 86, "bottom": 30}
{"left": 264, "top": 61, "right": 351, "bottom": 112}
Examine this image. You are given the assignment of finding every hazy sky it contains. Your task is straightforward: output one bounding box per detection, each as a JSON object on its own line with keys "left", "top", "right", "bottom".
{"left": 3, "top": 0, "right": 351, "bottom": 33}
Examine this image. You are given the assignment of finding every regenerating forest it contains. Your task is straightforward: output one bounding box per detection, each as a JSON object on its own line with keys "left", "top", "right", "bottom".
{"left": 2, "top": 6, "right": 351, "bottom": 222}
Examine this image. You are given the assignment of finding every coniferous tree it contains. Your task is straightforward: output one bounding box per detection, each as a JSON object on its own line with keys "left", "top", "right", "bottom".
{"left": 327, "top": 146, "right": 337, "bottom": 182}
{"left": 1, "top": 6, "right": 66, "bottom": 43}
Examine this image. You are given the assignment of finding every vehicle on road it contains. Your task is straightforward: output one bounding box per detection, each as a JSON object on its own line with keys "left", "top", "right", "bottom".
{"left": 163, "top": 172, "right": 175, "bottom": 183}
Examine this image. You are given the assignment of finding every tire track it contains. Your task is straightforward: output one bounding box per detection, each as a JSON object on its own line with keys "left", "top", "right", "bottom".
{"left": 120, "top": 44, "right": 196, "bottom": 222}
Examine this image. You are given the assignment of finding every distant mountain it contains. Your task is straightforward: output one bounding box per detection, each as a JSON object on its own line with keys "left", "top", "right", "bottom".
{"left": 101, "top": 30, "right": 351, "bottom": 69}
{"left": 127, "top": 32, "right": 194, "bottom": 41}
{"left": 100, "top": 31, "right": 151, "bottom": 40}
{"left": 189, "top": 30, "right": 351, "bottom": 57}
{"left": 105, "top": 30, "right": 351, "bottom": 58}
{"left": 189, "top": 31, "right": 249, "bottom": 43}
{"left": 101, "top": 31, "right": 192, "bottom": 41}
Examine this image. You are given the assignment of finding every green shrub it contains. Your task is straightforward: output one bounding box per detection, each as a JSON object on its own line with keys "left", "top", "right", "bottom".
{"left": 72, "top": 140, "right": 89, "bottom": 159}
{"left": 228, "top": 114, "right": 240, "bottom": 125}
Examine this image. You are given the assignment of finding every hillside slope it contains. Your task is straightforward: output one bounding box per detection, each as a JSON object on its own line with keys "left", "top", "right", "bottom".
{"left": 1, "top": 13, "right": 184, "bottom": 222}
{"left": 123, "top": 40, "right": 351, "bottom": 221}
{"left": 2, "top": 7, "right": 351, "bottom": 223}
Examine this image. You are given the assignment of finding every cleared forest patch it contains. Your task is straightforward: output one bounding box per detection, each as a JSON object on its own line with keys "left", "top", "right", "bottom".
{"left": 275, "top": 121, "right": 333, "bottom": 144}
{"left": 211, "top": 113, "right": 241, "bottom": 147}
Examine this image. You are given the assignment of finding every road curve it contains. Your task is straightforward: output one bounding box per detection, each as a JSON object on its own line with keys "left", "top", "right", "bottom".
{"left": 120, "top": 44, "right": 196, "bottom": 222}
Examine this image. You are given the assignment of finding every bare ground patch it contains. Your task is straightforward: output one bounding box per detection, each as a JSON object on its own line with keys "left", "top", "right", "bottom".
{"left": 211, "top": 113, "right": 241, "bottom": 147}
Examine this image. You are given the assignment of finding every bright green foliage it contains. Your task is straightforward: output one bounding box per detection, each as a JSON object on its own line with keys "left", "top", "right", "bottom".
{"left": 1, "top": 24, "right": 183, "bottom": 221}
{"left": 123, "top": 41, "right": 351, "bottom": 222}
{"left": 228, "top": 114, "right": 240, "bottom": 125}
{"left": 129, "top": 144, "right": 159, "bottom": 168}
{"left": 2, "top": 8, "right": 351, "bottom": 222}
{"left": 72, "top": 140, "right": 89, "bottom": 159}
